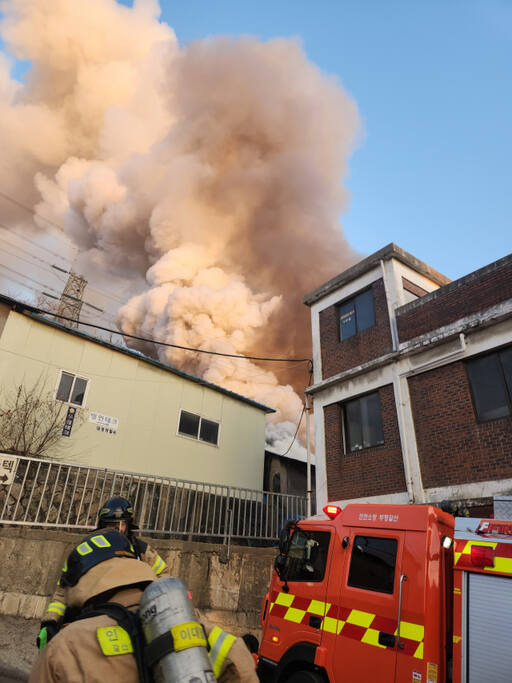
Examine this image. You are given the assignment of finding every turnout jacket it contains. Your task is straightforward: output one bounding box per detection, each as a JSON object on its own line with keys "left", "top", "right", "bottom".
{"left": 42, "top": 533, "right": 169, "bottom": 625}
{"left": 30, "top": 570, "right": 257, "bottom": 683}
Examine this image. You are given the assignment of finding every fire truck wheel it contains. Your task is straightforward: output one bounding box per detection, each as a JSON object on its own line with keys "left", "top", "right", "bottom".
{"left": 285, "top": 670, "right": 324, "bottom": 683}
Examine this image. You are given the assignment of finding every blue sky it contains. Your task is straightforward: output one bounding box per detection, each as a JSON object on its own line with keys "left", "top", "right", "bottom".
{"left": 150, "top": 0, "right": 511, "bottom": 281}
{"left": 3, "top": 0, "right": 511, "bottom": 281}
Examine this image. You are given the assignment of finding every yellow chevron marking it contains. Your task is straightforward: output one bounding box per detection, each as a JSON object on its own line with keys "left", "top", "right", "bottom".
{"left": 361, "top": 628, "right": 386, "bottom": 649}
{"left": 414, "top": 642, "right": 423, "bottom": 659}
{"left": 308, "top": 600, "right": 330, "bottom": 616}
{"left": 453, "top": 588, "right": 461, "bottom": 595}
{"left": 396, "top": 622, "right": 424, "bottom": 642}
{"left": 347, "top": 610, "right": 374, "bottom": 628}
{"left": 322, "top": 617, "right": 338, "bottom": 634}
{"left": 453, "top": 636, "right": 461, "bottom": 644}
{"left": 488, "top": 557, "right": 512, "bottom": 574}
{"left": 275, "top": 592, "right": 295, "bottom": 607}
{"left": 285, "top": 607, "right": 306, "bottom": 623}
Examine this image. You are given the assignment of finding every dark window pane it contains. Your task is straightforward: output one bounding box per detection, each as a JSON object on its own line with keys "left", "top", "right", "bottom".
{"left": 199, "top": 418, "right": 219, "bottom": 445}
{"left": 272, "top": 472, "right": 281, "bottom": 493}
{"left": 360, "top": 393, "right": 384, "bottom": 448}
{"left": 467, "top": 355, "right": 510, "bottom": 421}
{"left": 345, "top": 399, "right": 363, "bottom": 451}
{"left": 284, "top": 530, "right": 331, "bottom": 582}
{"left": 500, "top": 348, "right": 512, "bottom": 400}
{"left": 355, "top": 289, "right": 375, "bottom": 332}
{"left": 348, "top": 536, "right": 397, "bottom": 594}
{"left": 70, "top": 377, "right": 88, "bottom": 406}
{"left": 339, "top": 300, "right": 356, "bottom": 340}
{"left": 345, "top": 392, "right": 383, "bottom": 452}
{"left": 178, "top": 411, "right": 200, "bottom": 438}
{"left": 56, "top": 373, "right": 74, "bottom": 402}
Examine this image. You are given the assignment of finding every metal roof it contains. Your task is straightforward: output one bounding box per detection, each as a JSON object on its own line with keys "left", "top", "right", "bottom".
{"left": 0, "top": 293, "right": 275, "bottom": 414}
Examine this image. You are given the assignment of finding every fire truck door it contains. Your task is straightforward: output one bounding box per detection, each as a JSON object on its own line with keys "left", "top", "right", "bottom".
{"left": 328, "top": 528, "right": 403, "bottom": 683}
{"left": 262, "top": 526, "right": 332, "bottom": 662}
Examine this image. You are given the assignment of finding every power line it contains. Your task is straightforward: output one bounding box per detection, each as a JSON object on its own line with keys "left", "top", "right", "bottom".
{"left": 0, "top": 275, "right": 44, "bottom": 300}
{"left": 33, "top": 307, "right": 312, "bottom": 364}
{"left": 0, "top": 221, "right": 73, "bottom": 264}
{"left": 0, "top": 240, "right": 69, "bottom": 282}
{"left": 0, "top": 263, "right": 63, "bottom": 297}
{"left": 0, "top": 189, "right": 77, "bottom": 237}
{"left": 277, "top": 368, "right": 314, "bottom": 457}
{"left": 0, "top": 223, "right": 128, "bottom": 307}
{"left": 0, "top": 264, "right": 105, "bottom": 314}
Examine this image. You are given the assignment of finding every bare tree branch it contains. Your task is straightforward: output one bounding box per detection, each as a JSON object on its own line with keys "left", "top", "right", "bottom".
{"left": 0, "top": 376, "right": 85, "bottom": 459}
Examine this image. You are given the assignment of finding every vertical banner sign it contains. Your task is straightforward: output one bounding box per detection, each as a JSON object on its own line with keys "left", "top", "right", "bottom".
{"left": 62, "top": 406, "right": 77, "bottom": 437}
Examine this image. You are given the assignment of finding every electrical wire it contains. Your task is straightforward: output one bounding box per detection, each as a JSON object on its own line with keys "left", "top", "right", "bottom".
{"left": 0, "top": 274, "right": 314, "bottom": 455}
{"left": 0, "top": 223, "right": 129, "bottom": 308}
{"left": 0, "top": 220, "right": 74, "bottom": 264}
{"left": 0, "top": 234, "right": 64, "bottom": 273}
{"left": 0, "top": 190, "right": 78, "bottom": 238}
{"left": 32, "top": 306, "right": 312, "bottom": 364}
{"left": 277, "top": 367, "right": 314, "bottom": 456}
{"left": 0, "top": 263, "right": 63, "bottom": 297}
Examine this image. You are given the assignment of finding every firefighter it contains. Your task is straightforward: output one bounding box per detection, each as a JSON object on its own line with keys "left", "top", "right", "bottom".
{"left": 37, "top": 496, "right": 169, "bottom": 650}
{"left": 29, "top": 530, "right": 258, "bottom": 683}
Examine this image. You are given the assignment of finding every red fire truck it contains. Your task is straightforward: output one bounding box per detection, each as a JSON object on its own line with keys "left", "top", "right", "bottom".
{"left": 257, "top": 502, "right": 512, "bottom": 683}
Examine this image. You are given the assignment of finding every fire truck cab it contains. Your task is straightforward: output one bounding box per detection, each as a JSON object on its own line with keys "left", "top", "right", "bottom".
{"left": 257, "top": 502, "right": 512, "bottom": 683}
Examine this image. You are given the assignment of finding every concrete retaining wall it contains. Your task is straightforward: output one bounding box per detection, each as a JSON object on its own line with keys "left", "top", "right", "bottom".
{"left": 0, "top": 527, "right": 276, "bottom": 637}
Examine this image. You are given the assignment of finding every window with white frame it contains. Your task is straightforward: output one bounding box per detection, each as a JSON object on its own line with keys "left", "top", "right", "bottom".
{"left": 177, "top": 410, "right": 220, "bottom": 446}
{"left": 56, "top": 371, "right": 89, "bottom": 407}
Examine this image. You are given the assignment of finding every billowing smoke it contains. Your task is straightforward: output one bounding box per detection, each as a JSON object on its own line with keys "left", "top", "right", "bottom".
{"left": 0, "top": 0, "right": 361, "bottom": 458}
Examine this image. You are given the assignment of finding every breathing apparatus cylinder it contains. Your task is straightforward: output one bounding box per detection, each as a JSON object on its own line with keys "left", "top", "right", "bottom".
{"left": 139, "top": 578, "right": 216, "bottom": 683}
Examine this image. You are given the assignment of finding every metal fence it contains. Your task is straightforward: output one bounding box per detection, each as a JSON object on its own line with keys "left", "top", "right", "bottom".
{"left": 0, "top": 454, "right": 307, "bottom": 544}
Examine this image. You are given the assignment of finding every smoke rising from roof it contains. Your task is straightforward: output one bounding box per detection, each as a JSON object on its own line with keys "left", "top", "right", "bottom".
{"left": 0, "top": 0, "right": 361, "bottom": 457}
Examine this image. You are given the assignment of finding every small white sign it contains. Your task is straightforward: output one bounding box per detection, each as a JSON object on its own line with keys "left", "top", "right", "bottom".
{"left": 89, "top": 412, "right": 119, "bottom": 434}
{"left": 0, "top": 455, "right": 17, "bottom": 485}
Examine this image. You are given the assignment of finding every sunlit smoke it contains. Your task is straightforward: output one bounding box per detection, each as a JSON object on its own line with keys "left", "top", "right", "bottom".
{"left": 0, "top": 0, "right": 361, "bottom": 455}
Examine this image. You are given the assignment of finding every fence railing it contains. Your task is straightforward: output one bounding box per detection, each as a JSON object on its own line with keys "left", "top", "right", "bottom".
{"left": 0, "top": 454, "right": 307, "bottom": 544}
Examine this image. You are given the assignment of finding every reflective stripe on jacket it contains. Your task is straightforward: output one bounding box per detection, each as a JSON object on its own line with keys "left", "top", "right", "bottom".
{"left": 208, "top": 626, "right": 237, "bottom": 678}
{"left": 42, "top": 536, "right": 169, "bottom": 623}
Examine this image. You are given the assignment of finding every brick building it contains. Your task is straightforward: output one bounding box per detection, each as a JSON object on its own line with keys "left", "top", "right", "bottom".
{"left": 304, "top": 244, "right": 512, "bottom": 515}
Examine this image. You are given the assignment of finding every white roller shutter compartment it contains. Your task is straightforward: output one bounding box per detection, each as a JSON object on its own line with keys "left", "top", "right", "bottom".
{"left": 467, "top": 572, "right": 512, "bottom": 683}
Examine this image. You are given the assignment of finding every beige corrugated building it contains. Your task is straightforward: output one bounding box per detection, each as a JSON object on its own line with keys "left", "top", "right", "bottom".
{"left": 0, "top": 294, "right": 273, "bottom": 489}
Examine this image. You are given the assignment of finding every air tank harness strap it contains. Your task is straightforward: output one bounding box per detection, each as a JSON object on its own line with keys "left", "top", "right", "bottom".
{"left": 145, "top": 621, "right": 208, "bottom": 668}
{"left": 76, "top": 602, "right": 152, "bottom": 683}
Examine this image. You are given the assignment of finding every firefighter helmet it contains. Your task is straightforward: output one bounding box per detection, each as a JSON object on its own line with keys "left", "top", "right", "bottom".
{"left": 98, "top": 497, "right": 138, "bottom": 528}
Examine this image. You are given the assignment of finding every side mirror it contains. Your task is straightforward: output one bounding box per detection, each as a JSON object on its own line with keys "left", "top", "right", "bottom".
{"left": 274, "top": 553, "right": 286, "bottom": 579}
{"left": 278, "top": 527, "right": 291, "bottom": 555}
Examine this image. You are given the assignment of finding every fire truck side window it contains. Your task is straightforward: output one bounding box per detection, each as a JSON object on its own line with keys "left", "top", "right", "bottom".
{"left": 347, "top": 536, "right": 397, "bottom": 594}
{"left": 284, "top": 530, "right": 331, "bottom": 581}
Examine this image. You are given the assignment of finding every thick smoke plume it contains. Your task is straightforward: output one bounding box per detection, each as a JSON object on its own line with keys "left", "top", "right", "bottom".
{"left": 0, "top": 0, "right": 361, "bottom": 458}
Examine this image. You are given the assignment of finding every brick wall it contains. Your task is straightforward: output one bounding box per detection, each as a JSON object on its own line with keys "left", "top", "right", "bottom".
{"left": 397, "top": 256, "right": 512, "bottom": 342}
{"left": 319, "top": 279, "right": 393, "bottom": 379}
{"left": 323, "top": 384, "right": 407, "bottom": 500}
{"left": 409, "top": 361, "right": 512, "bottom": 488}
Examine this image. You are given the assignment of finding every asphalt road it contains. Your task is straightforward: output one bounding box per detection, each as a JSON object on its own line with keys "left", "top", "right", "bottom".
{"left": 0, "top": 616, "right": 38, "bottom": 682}
{"left": 0, "top": 663, "right": 28, "bottom": 682}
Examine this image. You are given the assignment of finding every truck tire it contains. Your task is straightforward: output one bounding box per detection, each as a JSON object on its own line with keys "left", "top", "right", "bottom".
{"left": 285, "top": 670, "right": 325, "bottom": 683}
